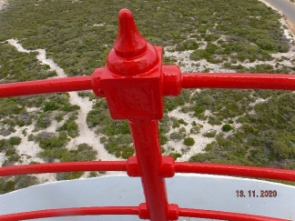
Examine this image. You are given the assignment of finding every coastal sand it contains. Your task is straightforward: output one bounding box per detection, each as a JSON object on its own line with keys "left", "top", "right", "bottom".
{"left": 0, "top": 0, "right": 7, "bottom": 10}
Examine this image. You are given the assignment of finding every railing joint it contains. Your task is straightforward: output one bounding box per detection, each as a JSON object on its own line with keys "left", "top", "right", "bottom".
{"left": 159, "top": 156, "right": 175, "bottom": 178}
{"left": 167, "top": 204, "right": 179, "bottom": 220}
{"left": 138, "top": 203, "right": 149, "bottom": 219}
{"left": 126, "top": 156, "right": 141, "bottom": 177}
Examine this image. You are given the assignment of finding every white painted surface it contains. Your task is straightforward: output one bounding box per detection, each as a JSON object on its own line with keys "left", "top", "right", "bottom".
{"left": 1, "top": 174, "right": 295, "bottom": 220}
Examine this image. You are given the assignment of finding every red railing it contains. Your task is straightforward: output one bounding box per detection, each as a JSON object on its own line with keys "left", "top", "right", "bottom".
{"left": 0, "top": 8, "right": 294, "bottom": 221}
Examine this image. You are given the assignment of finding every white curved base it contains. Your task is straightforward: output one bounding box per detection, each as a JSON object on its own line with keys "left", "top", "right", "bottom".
{"left": 1, "top": 174, "right": 295, "bottom": 220}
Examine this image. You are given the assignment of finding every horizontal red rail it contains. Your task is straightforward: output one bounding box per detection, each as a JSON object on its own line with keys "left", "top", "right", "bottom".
{"left": 0, "top": 76, "right": 92, "bottom": 97}
{"left": 0, "top": 206, "right": 289, "bottom": 221}
{"left": 0, "top": 161, "right": 127, "bottom": 176}
{"left": 182, "top": 73, "right": 295, "bottom": 90}
{"left": 178, "top": 208, "right": 290, "bottom": 221}
{"left": 1, "top": 160, "right": 295, "bottom": 183}
{"left": 0, "top": 206, "right": 139, "bottom": 221}
{"left": 174, "top": 162, "right": 295, "bottom": 182}
{"left": 1, "top": 73, "right": 295, "bottom": 98}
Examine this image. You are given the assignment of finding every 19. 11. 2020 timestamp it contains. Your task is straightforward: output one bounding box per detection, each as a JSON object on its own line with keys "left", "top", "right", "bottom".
{"left": 236, "top": 190, "right": 277, "bottom": 198}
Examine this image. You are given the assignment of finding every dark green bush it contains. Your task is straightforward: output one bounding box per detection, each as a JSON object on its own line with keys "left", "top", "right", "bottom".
{"left": 176, "top": 39, "right": 199, "bottom": 51}
{"left": 169, "top": 152, "right": 182, "bottom": 160}
{"left": 8, "top": 136, "right": 21, "bottom": 146}
{"left": 37, "top": 132, "right": 69, "bottom": 149}
{"left": 184, "top": 137, "right": 195, "bottom": 146}
{"left": 43, "top": 102, "right": 59, "bottom": 112}
{"left": 0, "top": 176, "right": 38, "bottom": 194}
{"left": 58, "top": 119, "right": 79, "bottom": 138}
{"left": 222, "top": 124, "right": 233, "bottom": 132}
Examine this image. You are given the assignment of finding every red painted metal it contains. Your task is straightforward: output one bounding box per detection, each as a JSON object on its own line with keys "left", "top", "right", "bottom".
{"left": 174, "top": 162, "right": 295, "bottom": 182}
{"left": 0, "top": 206, "right": 139, "bottom": 221}
{"left": 0, "top": 161, "right": 127, "bottom": 177}
{"left": 0, "top": 76, "right": 92, "bottom": 97}
{"left": 0, "top": 8, "right": 295, "bottom": 221}
{"left": 95, "top": 9, "right": 170, "bottom": 221}
{"left": 0, "top": 206, "right": 290, "bottom": 221}
{"left": 178, "top": 208, "right": 291, "bottom": 221}
{"left": 182, "top": 73, "right": 295, "bottom": 90}
{"left": 129, "top": 120, "right": 169, "bottom": 221}
{"left": 94, "top": 10, "right": 164, "bottom": 120}
{"left": 2, "top": 159, "right": 295, "bottom": 182}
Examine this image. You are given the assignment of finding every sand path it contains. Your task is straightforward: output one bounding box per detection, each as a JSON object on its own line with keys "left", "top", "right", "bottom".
{"left": 4, "top": 40, "right": 120, "bottom": 175}
{"left": 0, "top": 0, "right": 7, "bottom": 11}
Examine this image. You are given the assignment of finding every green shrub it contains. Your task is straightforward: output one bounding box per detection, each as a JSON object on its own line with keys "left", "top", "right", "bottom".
{"left": 62, "top": 104, "right": 80, "bottom": 112}
{"left": 58, "top": 119, "right": 79, "bottom": 138}
{"left": 169, "top": 152, "right": 182, "bottom": 160}
{"left": 175, "top": 39, "right": 199, "bottom": 51}
{"left": 222, "top": 124, "right": 233, "bottom": 132}
{"left": 55, "top": 114, "right": 63, "bottom": 122}
{"left": 0, "top": 180, "right": 15, "bottom": 194}
{"left": 189, "top": 126, "right": 199, "bottom": 134}
{"left": 170, "top": 132, "right": 184, "bottom": 141}
{"left": 160, "top": 134, "right": 168, "bottom": 145}
{"left": 89, "top": 172, "right": 98, "bottom": 177}
{"left": 8, "top": 136, "right": 21, "bottom": 146}
{"left": 204, "top": 142, "right": 217, "bottom": 151}
{"left": 208, "top": 115, "right": 222, "bottom": 125}
{"left": 38, "top": 132, "right": 69, "bottom": 149}
{"left": 184, "top": 137, "right": 195, "bottom": 146}
{"left": 121, "top": 147, "right": 135, "bottom": 159}
{"left": 28, "top": 134, "right": 34, "bottom": 141}
{"left": 170, "top": 127, "right": 186, "bottom": 141}
{"left": 39, "top": 143, "right": 97, "bottom": 163}
{"left": 0, "top": 175, "right": 38, "bottom": 194}
{"left": 43, "top": 102, "right": 59, "bottom": 112}
{"left": 203, "top": 130, "right": 216, "bottom": 138}
{"left": 36, "top": 113, "right": 51, "bottom": 129}
{"left": 172, "top": 120, "right": 180, "bottom": 128}
{"left": 178, "top": 118, "right": 188, "bottom": 126}
{"left": 56, "top": 172, "right": 83, "bottom": 181}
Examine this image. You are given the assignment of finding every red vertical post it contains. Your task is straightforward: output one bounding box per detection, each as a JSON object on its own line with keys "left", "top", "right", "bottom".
{"left": 92, "top": 9, "right": 172, "bottom": 221}
{"left": 129, "top": 120, "right": 168, "bottom": 220}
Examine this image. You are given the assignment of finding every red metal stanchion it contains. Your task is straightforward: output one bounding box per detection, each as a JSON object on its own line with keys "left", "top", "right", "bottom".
{"left": 91, "top": 9, "right": 174, "bottom": 220}
{"left": 129, "top": 120, "right": 168, "bottom": 220}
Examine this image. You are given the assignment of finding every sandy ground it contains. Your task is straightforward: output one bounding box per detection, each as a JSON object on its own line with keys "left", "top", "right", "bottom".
{"left": 0, "top": 0, "right": 7, "bottom": 11}
{"left": 2, "top": 39, "right": 123, "bottom": 181}
{"left": 6, "top": 39, "right": 118, "bottom": 162}
{"left": 165, "top": 108, "right": 219, "bottom": 162}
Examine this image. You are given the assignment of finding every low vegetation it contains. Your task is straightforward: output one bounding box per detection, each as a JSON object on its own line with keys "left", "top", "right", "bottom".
{"left": 1, "top": 0, "right": 295, "bottom": 193}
